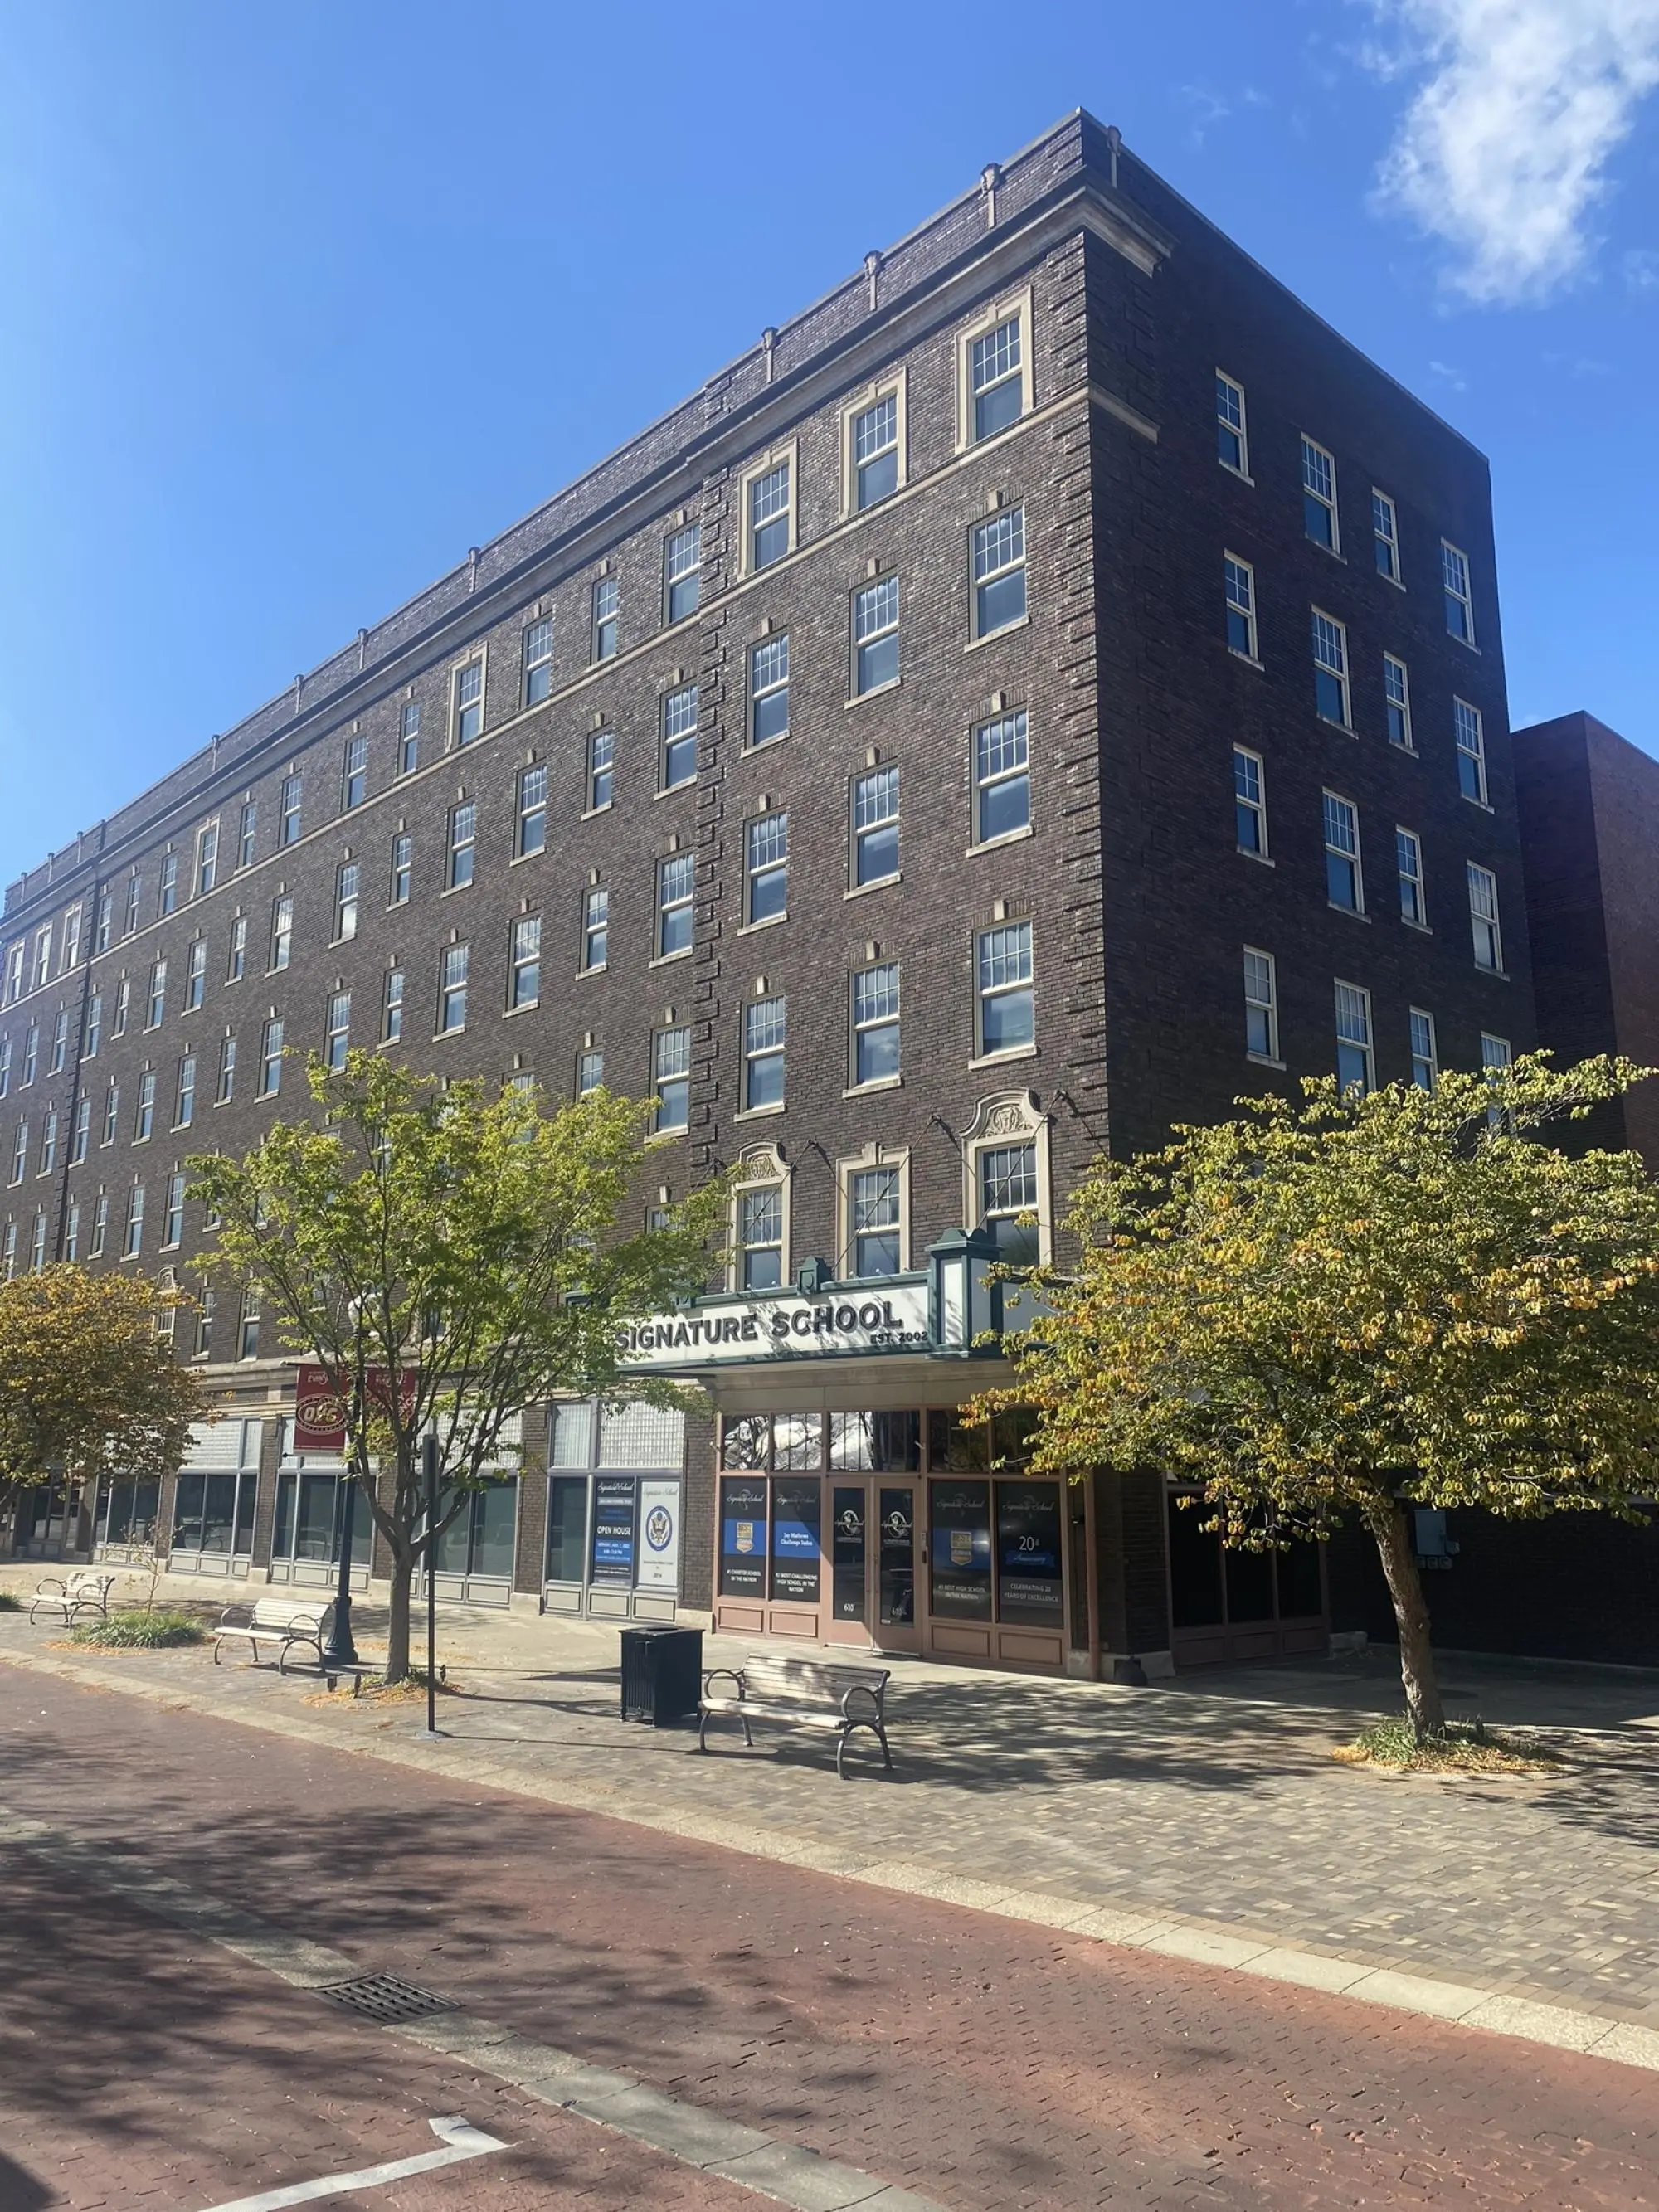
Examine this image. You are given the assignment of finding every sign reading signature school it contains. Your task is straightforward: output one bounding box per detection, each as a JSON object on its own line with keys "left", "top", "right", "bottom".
{"left": 619, "top": 1281, "right": 931, "bottom": 1370}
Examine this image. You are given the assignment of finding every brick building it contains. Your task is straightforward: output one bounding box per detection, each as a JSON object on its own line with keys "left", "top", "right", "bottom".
{"left": 1, "top": 111, "right": 1536, "bottom": 1677}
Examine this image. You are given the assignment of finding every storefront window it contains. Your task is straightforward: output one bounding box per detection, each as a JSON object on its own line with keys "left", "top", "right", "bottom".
{"left": 878, "top": 1488, "right": 916, "bottom": 1624}
{"left": 591, "top": 1475, "right": 638, "bottom": 1586}
{"left": 172, "top": 1471, "right": 256, "bottom": 1557}
{"left": 927, "top": 1410, "right": 990, "bottom": 1471}
{"left": 720, "top": 1415, "right": 771, "bottom": 1470}
{"left": 995, "top": 1481, "right": 1063, "bottom": 1626}
{"left": 432, "top": 1479, "right": 518, "bottom": 1580}
{"left": 543, "top": 1398, "right": 684, "bottom": 1607}
{"left": 719, "top": 1476, "right": 768, "bottom": 1597}
{"left": 546, "top": 1476, "right": 588, "bottom": 1582}
{"left": 770, "top": 1477, "right": 822, "bottom": 1602}
{"left": 98, "top": 1476, "right": 160, "bottom": 1547}
{"left": 830, "top": 1411, "right": 921, "bottom": 1471}
{"left": 772, "top": 1413, "right": 822, "bottom": 1471}
{"left": 273, "top": 1471, "right": 371, "bottom": 1565}
{"left": 1166, "top": 1493, "right": 1327, "bottom": 1630}
{"left": 928, "top": 1479, "right": 993, "bottom": 1619}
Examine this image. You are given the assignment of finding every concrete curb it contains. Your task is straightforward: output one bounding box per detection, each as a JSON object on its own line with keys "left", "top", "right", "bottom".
{"left": 7, "top": 1641, "right": 1658, "bottom": 2078}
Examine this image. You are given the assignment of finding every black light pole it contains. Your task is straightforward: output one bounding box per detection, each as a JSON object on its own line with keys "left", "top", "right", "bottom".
{"left": 322, "top": 1458, "right": 362, "bottom": 1671}
{"left": 421, "top": 1431, "right": 440, "bottom": 1737}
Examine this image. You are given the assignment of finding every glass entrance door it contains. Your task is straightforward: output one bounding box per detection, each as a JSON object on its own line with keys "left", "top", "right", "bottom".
{"left": 824, "top": 1480, "right": 920, "bottom": 1650}
{"left": 873, "top": 1483, "right": 920, "bottom": 1653}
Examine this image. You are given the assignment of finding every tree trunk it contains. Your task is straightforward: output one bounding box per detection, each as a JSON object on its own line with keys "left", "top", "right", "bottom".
{"left": 384, "top": 1546, "right": 413, "bottom": 1685}
{"left": 1364, "top": 1495, "right": 1445, "bottom": 1740}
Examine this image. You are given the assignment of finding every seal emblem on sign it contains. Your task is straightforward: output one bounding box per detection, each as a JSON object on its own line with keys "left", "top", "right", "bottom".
{"left": 645, "top": 1505, "right": 674, "bottom": 1553}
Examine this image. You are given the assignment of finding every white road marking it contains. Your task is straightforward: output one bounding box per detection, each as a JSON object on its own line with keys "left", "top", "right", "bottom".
{"left": 193, "top": 2116, "right": 509, "bottom": 2211}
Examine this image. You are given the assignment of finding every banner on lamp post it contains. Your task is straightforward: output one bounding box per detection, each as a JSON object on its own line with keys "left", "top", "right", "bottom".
{"left": 293, "top": 1364, "right": 416, "bottom": 1453}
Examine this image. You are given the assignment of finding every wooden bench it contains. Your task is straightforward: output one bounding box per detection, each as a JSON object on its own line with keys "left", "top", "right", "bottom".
{"left": 698, "top": 1655, "right": 893, "bottom": 1779}
{"left": 27, "top": 1572, "right": 117, "bottom": 1627}
{"left": 213, "top": 1599, "right": 333, "bottom": 1674}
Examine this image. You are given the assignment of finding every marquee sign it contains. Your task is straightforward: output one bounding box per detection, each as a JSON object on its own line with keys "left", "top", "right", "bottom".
{"left": 619, "top": 1281, "right": 931, "bottom": 1371}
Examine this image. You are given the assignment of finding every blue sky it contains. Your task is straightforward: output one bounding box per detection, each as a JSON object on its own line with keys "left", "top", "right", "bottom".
{"left": 2, "top": 0, "right": 1657, "bottom": 884}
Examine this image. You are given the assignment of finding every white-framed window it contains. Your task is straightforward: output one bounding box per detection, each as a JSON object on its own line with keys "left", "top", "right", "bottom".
{"left": 63, "top": 1201, "right": 80, "bottom": 1262}
{"left": 259, "top": 1018, "right": 285, "bottom": 1096}
{"left": 1384, "top": 654, "right": 1413, "bottom": 750}
{"left": 447, "top": 802, "right": 476, "bottom": 889}
{"left": 3, "top": 941, "right": 22, "bottom": 1001}
{"left": 21, "top": 1023, "right": 36, "bottom": 1083}
{"left": 852, "top": 765, "right": 899, "bottom": 887}
{"left": 1467, "top": 862, "right": 1503, "bottom": 971}
{"left": 237, "top": 799, "right": 258, "bottom": 868}
{"left": 742, "top": 994, "right": 786, "bottom": 1111}
{"left": 1301, "top": 435, "right": 1339, "bottom": 552}
{"left": 587, "top": 727, "right": 615, "bottom": 812}
{"left": 577, "top": 1047, "right": 604, "bottom": 1096}
{"left": 976, "top": 921, "right": 1034, "bottom": 1057}
{"left": 157, "top": 853, "right": 178, "bottom": 919}
{"left": 238, "top": 1286, "right": 260, "bottom": 1360}
{"left": 184, "top": 937, "right": 207, "bottom": 1010}
{"left": 744, "top": 813, "right": 788, "bottom": 925}
{"left": 971, "top": 507, "right": 1026, "bottom": 637}
{"left": 145, "top": 957, "right": 168, "bottom": 1029}
{"left": 1396, "top": 827, "right": 1426, "bottom": 926}
{"left": 964, "top": 300, "right": 1029, "bottom": 444}
{"left": 653, "top": 1026, "right": 690, "bottom": 1134}
{"left": 94, "top": 892, "right": 113, "bottom": 954}
{"left": 439, "top": 943, "right": 469, "bottom": 1033}
{"left": 99, "top": 1083, "right": 117, "bottom": 1146}
{"left": 1224, "top": 553, "right": 1257, "bottom": 659}
{"left": 1216, "top": 371, "right": 1248, "bottom": 474}
{"left": 399, "top": 699, "right": 421, "bottom": 775}
{"left": 334, "top": 861, "right": 360, "bottom": 944}
{"left": 1409, "top": 1007, "right": 1438, "bottom": 1090}
{"left": 163, "top": 1172, "right": 185, "bottom": 1251}
{"left": 270, "top": 894, "right": 293, "bottom": 972}
{"left": 746, "top": 455, "right": 793, "bottom": 571}
{"left": 975, "top": 710, "right": 1030, "bottom": 844}
{"left": 1323, "top": 792, "right": 1363, "bottom": 912}
{"left": 849, "top": 386, "right": 902, "bottom": 511}
{"left": 1335, "top": 980, "right": 1374, "bottom": 1095}
{"left": 453, "top": 659, "right": 485, "bottom": 745}
{"left": 342, "top": 734, "right": 369, "bottom": 810}
{"left": 61, "top": 903, "right": 82, "bottom": 970}
{"left": 737, "top": 1182, "right": 785, "bottom": 1291}
{"left": 90, "top": 1191, "right": 109, "bottom": 1258}
{"left": 324, "top": 989, "right": 351, "bottom": 1071}
{"left": 123, "top": 1179, "right": 145, "bottom": 1259}
{"left": 29, "top": 926, "right": 52, "bottom": 990}
{"left": 216, "top": 1035, "right": 236, "bottom": 1103}
{"left": 279, "top": 772, "right": 303, "bottom": 847}
{"left": 517, "top": 764, "right": 547, "bottom": 858}
{"left": 660, "top": 684, "right": 698, "bottom": 790}
{"left": 656, "top": 852, "right": 694, "bottom": 958}
{"left": 124, "top": 873, "right": 142, "bottom": 935}
{"left": 664, "top": 523, "right": 701, "bottom": 623}
{"left": 1481, "top": 1032, "right": 1511, "bottom": 1074}
{"left": 1373, "top": 491, "right": 1401, "bottom": 582}
{"left": 193, "top": 1286, "right": 214, "bottom": 1358}
{"left": 2, "top": 1221, "right": 14, "bottom": 1277}
{"left": 193, "top": 824, "right": 218, "bottom": 898}
{"left": 979, "top": 1140, "right": 1039, "bottom": 1265}
{"left": 581, "top": 886, "right": 608, "bottom": 972}
{"left": 174, "top": 1053, "right": 196, "bottom": 1129}
{"left": 523, "top": 616, "right": 554, "bottom": 706}
{"left": 853, "top": 576, "right": 900, "bottom": 693}
{"left": 1442, "top": 541, "right": 1475, "bottom": 643}
{"left": 850, "top": 960, "right": 900, "bottom": 1088}
{"left": 28, "top": 1211, "right": 46, "bottom": 1271}
{"left": 71, "top": 1096, "right": 90, "bottom": 1163}
{"left": 508, "top": 916, "right": 541, "bottom": 1010}
{"left": 382, "top": 967, "right": 404, "bottom": 1044}
{"left": 390, "top": 833, "right": 413, "bottom": 905}
{"left": 749, "top": 634, "right": 789, "bottom": 747}
{"left": 1312, "top": 610, "right": 1350, "bottom": 727}
{"left": 847, "top": 1159, "right": 903, "bottom": 1277}
{"left": 226, "top": 914, "right": 247, "bottom": 982}
{"left": 48, "top": 1006, "right": 68, "bottom": 1073}
{"left": 1455, "top": 698, "right": 1488, "bottom": 805}
{"left": 8, "top": 1119, "right": 25, "bottom": 1183}
{"left": 591, "top": 576, "right": 619, "bottom": 663}
{"left": 39, "top": 1110, "right": 57, "bottom": 1175}
{"left": 0, "top": 1038, "right": 8, "bottom": 1095}
{"left": 1233, "top": 746, "right": 1267, "bottom": 858}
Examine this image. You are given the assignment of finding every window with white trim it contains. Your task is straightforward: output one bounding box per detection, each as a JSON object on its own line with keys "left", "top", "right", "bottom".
{"left": 1312, "top": 610, "right": 1350, "bottom": 727}
{"left": 975, "top": 710, "right": 1029, "bottom": 843}
{"left": 508, "top": 916, "right": 541, "bottom": 1010}
{"left": 399, "top": 699, "right": 421, "bottom": 775}
{"left": 851, "top": 391, "right": 899, "bottom": 509}
{"left": 976, "top": 921, "right": 1034, "bottom": 1057}
{"left": 1243, "top": 946, "right": 1277, "bottom": 1061}
{"left": 334, "top": 861, "right": 360, "bottom": 943}
{"left": 89, "top": 1192, "right": 109, "bottom": 1258}
{"left": 748, "top": 459, "right": 792, "bottom": 570}
{"left": 195, "top": 823, "right": 219, "bottom": 897}
{"left": 970, "top": 313, "right": 1024, "bottom": 441}
{"left": 749, "top": 634, "right": 789, "bottom": 747}
{"left": 39, "top": 1110, "right": 56, "bottom": 1175}
{"left": 236, "top": 799, "right": 257, "bottom": 868}
{"left": 226, "top": 914, "right": 246, "bottom": 982}
{"left": 8, "top": 1120, "right": 24, "bottom": 1184}
{"left": 259, "top": 1018, "right": 285, "bottom": 1096}
{"left": 653, "top": 1027, "right": 689, "bottom": 1134}
{"left": 174, "top": 1054, "right": 196, "bottom": 1129}
{"left": 580, "top": 885, "right": 608, "bottom": 972}
{"left": 390, "top": 833, "right": 412, "bottom": 906}
{"left": 664, "top": 523, "right": 701, "bottom": 622}
{"left": 0, "top": 1038, "right": 8, "bottom": 1095}
{"left": 1384, "top": 654, "right": 1413, "bottom": 750}
{"left": 71, "top": 1095, "right": 90, "bottom": 1163}
{"left": 1224, "top": 554, "right": 1256, "bottom": 659}
{"left": 854, "top": 576, "right": 900, "bottom": 693}
{"left": 221, "top": 1030, "right": 241, "bottom": 1101}
{"left": 342, "top": 734, "right": 369, "bottom": 810}
{"left": 743, "top": 994, "right": 786, "bottom": 1110}
{"left": 238, "top": 1286, "right": 260, "bottom": 1359}
{"left": 98, "top": 1082, "right": 117, "bottom": 1147}
{"left": 1323, "top": 792, "right": 1363, "bottom": 912}
{"left": 270, "top": 895, "right": 293, "bottom": 972}
{"left": 1396, "top": 827, "right": 1426, "bottom": 926}
{"left": 1409, "top": 1008, "right": 1438, "bottom": 1090}
{"left": 737, "top": 1183, "right": 784, "bottom": 1290}
{"left": 123, "top": 1180, "right": 145, "bottom": 1259}
{"left": 1481, "top": 1032, "right": 1511, "bottom": 1074}
{"left": 157, "top": 853, "right": 178, "bottom": 919}
{"left": 184, "top": 938, "right": 207, "bottom": 1010}
{"left": 1455, "top": 698, "right": 1487, "bottom": 805}
{"left": 48, "top": 1006, "right": 67, "bottom": 1074}
{"left": 26, "top": 1213, "right": 45, "bottom": 1270}
{"left": 382, "top": 967, "right": 403, "bottom": 1043}
{"left": 852, "top": 765, "right": 899, "bottom": 886}
{"left": 21, "top": 1024, "right": 36, "bottom": 1083}
{"left": 279, "top": 772, "right": 303, "bottom": 847}
{"left": 587, "top": 727, "right": 615, "bottom": 811}
{"left": 163, "top": 1173, "right": 185, "bottom": 1251}
{"left": 523, "top": 616, "right": 553, "bottom": 706}
{"left": 851, "top": 960, "right": 900, "bottom": 1087}
{"left": 1373, "top": 491, "right": 1401, "bottom": 581}
{"left": 61, "top": 903, "right": 82, "bottom": 969}
{"left": 577, "top": 1047, "right": 604, "bottom": 1096}
{"left": 1216, "top": 371, "right": 1248, "bottom": 474}
{"left": 1233, "top": 746, "right": 1267, "bottom": 857}
{"left": 592, "top": 576, "right": 619, "bottom": 663}
{"left": 1467, "top": 862, "right": 1503, "bottom": 971}
{"left": 1335, "top": 980, "right": 1374, "bottom": 1095}
{"left": 448, "top": 802, "right": 475, "bottom": 889}
{"left": 4, "top": 941, "right": 22, "bottom": 1001}
{"left": 971, "top": 508, "right": 1026, "bottom": 637}
{"left": 849, "top": 1163, "right": 902, "bottom": 1277}
{"left": 744, "top": 813, "right": 788, "bottom": 925}
{"left": 124, "top": 873, "right": 142, "bottom": 935}
{"left": 2, "top": 1222, "right": 14, "bottom": 1277}
{"left": 324, "top": 989, "right": 351, "bottom": 1070}
{"left": 63, "top": 1202, "right": 79, "bottom": 1262}
{"left": 1442, "top": 541, "right": 1474, "bottom": 643}
{"left": 518, "top": 765, "right": 547, "bottom": 858}
{"left": 94, "top": 892, "right": 113, "bottom": 953}
{"left": 145, "top": 957, "right": 168, "bottom": 1029}
{"left": 453, "top": 659, "right": 484, "bottom": 745}
{"left": 1301, "top": 435, "right": 1339, "bottom": 551}
{"left": 439, "top": 944, "right": 469, "bottom": 1033}
{"left": 657, "top": 852, "right": 694, "bottom": 958}
{"left": 979, "top": 1141, "right": 1039, "bottom": 1265}
{"left": 660, "top": 684, "right": 698, "bottom": 790}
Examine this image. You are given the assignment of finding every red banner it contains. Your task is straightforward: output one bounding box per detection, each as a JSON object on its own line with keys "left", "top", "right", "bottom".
{"left": 292, "top": 1364, "right": 416, "bottom": 1452}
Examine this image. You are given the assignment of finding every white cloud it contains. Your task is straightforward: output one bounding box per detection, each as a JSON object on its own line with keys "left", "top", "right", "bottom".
{"left": 1370, "top": 0, "right": 1659, "bottom": 304}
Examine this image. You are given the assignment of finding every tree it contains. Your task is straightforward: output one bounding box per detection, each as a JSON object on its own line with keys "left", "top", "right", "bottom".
{"left": 975, "top": 1055, "right": 1659, "bottom": 1738}
{"left": 0, "top": 1266, "right": 205, "bottom": 1543}
{"left": 188, "top": 1051, "right": 725, "bottom": 1681}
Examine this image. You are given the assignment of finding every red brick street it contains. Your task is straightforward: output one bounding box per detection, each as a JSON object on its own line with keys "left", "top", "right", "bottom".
{"left": 2, "top": 1668, "right": 1656, "bottom": 2211}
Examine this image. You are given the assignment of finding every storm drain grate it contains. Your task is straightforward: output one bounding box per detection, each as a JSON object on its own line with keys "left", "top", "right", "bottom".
{"left": 314, "top": 1973, "right": 455, "bottom": 2025}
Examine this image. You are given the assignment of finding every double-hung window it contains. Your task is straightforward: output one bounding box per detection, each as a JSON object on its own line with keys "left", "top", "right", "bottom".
{"left": 279, "top": 773, "right": 303, "bottom": 847}
{"left": 39, "top": 1111, "right": 56, "bottom": 1174}
{"left": 270, "top": 895, "right": 293, "bottom": 972}
{"left": 71, "top": 1096, "right": 90, "bottom": 1163}
{"left": 21, "top": 1025, "right": 36, "bottom": 1083}
{"left": 195, "top": 822, "right": 219, "bottom": 896}
{"left": 29, "top": 1212, "right": 46, "bottom": 1270}
{"left": 217, "top": 1036, "right": 236, "bottom": 1103}
{"left": 1397, "top": 829, "right": 1426, "bottom": 926}
{"left": 1467, "top": 863, "right": 1503, "bottom": 971}
{"left": 175, "top": 1053, "right": 196, "bottom": 1129}
{"left": 664, "top": 523, "right": 701, "bottom": 623}
{"left": 581, "top": 887, "right": 608, "bottom": 971}
{"left": 454, "top": 660, "right": 484, "bottom": 745}
{"left": 1233, "top": 746, "right": 1267, "bottom": 857}
{"left": 390, "top": 834, "right": 412, "bottom": 905}
{"left": 592, "top": 576, "right": 619, "bottom": 662}
{"left": 587, "top": 728, "right": 615, "bottom": 811}
{"left": 49, "top": 1007, "right": 68, "bottom": 1073}
{"left": 975, "top": 710, "right": 1030, "bottom": 843}
{"left": 653, "top": 1027, "right": 690, "bottom": 1134}
{"left": 851, "top": 961, "right": 900, "bottom": 1087}
{"left": 2, "top": 1223, "right": 14, "bottom": 1276}
{"left": 448, "top": 803, "right": 475, "bottom": 889}
{"left": 1301, "top": 435, "right": 1339, "bottom": 551}
{"left": 335, "top": 861, "right": 360, "bottom": 943}
{"left": 1323, "top": 792, "right": 1363, "bottom": 912}
{"left": 158, "top": 853, "right": 178, "bottom": 918}
{"left": 62, "top": 904, "right": 82, "bottom": 969}
{"left": 100, "top": 1084, "right": 118, "bottom": 1145}
{"left": 124, "top": 874, "right": 142, "bottom": 935}
{"left": 577, "top": 1048, "right": 604, "bottom": 1096}
{"left": 748, "top": 459, "right": 792, "bottom": 570}
{"left": 1243, "top": 948, "right": 1277, "bottom": 1061}
{"left": 743, "top": 994, "right": 786, "bottom": 1110}
{"left": 0, "top": 1038, "right": 9, "bottom": 1095}
{"left": 850, "top": 1166, "right": 901, "bottom": 1277}
{"left": 133, "top": 1072, "right": 155, "bottom": 1143}
{"left": 184, "top": 938, "right": 207, "bottom": 1010}
{"left": 237, "top": 799, "right": 258, "bottom": 868}
{"left": 163, "top": 1174, "right": 185, "bottom": 1250}
{"left": 94, "top": 892, "right": 114, "bottom": 953}
{"left": 342, "top": 734, "right": 368, "bottom": 809}
{"left": 656, "top": 853, "right": 694, "bottom": 957}
{"left": 324, "top": 989, "right": 351, "bottom": 1070}
{"left": 382, "top": 968, "right": 404, "bottom": 1043}
{"left": 1216, "top": 371, "right": 1248, "bottom": 473}
{"left": 1312, "top": 610, "right": 1350, "bottom": 727}
{"left": 1442, "top": 542, "right": 1475, "bottom": 643}
{"left": 744, "top": 813, "right": 788, "bottom": 924}
{"left": 852, "top": 392, "right": 899, "bottom": 508}
{"left": 1335, "top": 981, "right": 1374, "bottom": 1095}
{"left": 852, "top": 765, "right": 899, "bottom": 885}
{"left": 971, "top": 508, "right": 1026, "bottom": 637}
{"left": 145, "top": 958, "right": 168, "bottom": 1028}
{"left": 1455, "top": 699, "right": 1488, "bottom": 805}
{"left": 31, "top": 927, "right": 51, "bottom": 990}
{"left": 494, "top": 915, "right": 536, "bottom": 1013}
{"left": 9, "top": 1120, "right": 26, "bottom": 1183}
{"left": 399, "top": 700, "right": 421, "bottom": 775}
{"left": 226, "top": 915, "right": 247, "bottom": 982}
{"left": 123, "top": 1181, "right": 145, "bottom": 1260}
{"left": 89, "top": 1193, "right": 109, "bottom": 1258}
{"left": 1224, "top": 554, "right": 1257, "bottom": 658}
{"left": 854, "top": 576, "right": 900, "bottom": 693}
{"left": 660, "top": 685, "right": 698, "bottom": 790}
{"left": 976, "top": 921, "right": 1034, "bottom": 1056}
{"left": 979, "top": 1143, "right": 1039, "bottom": 1265}
{"left": 737, "top": 1185, "right": 784, "bottom": 1290}
{"left": 518, "top": 765, "right": 547, "bottom": 857}
{"left": 523, "top": 617, "right": 553, "bottom": 706}
{"left": 439, "top": 944, "right": 469, "bottom": 1033}
{"left": 1373, "top": 491, "right": 1401, "bottom": 581}
{"left": 259, "top": 1018, "right": 285, "bottom": 1096}
{"left": 1409, "top": 1008, "right": 1438, "bottom": 1090}
{"left": 239, "top": 1289, "right": 260, "bottom": 1359}
{"left": 749, "top": 634, "right": 789, "bottom": 746}
{"left": 971, "top": 314, "right": 1024, "bottom": 441}
{"left": 1384, "top": 655, "right": 1413, "bottom": 749}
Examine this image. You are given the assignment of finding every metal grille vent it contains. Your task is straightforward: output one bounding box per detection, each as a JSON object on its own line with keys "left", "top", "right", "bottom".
{"left": 314, "top": 1974, "right": 455, "bottom": 2024}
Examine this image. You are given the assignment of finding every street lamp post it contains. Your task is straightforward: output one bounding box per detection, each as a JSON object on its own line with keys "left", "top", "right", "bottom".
{"left": 321, "top": 1461, "right": 362, "bottom": 1671}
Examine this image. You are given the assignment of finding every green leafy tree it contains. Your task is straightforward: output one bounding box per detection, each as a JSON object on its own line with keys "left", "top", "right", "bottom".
{"left": 975, "top": 1055, "right": 1659, "bottom": 1738}
{"left": 189, "top": 1051, "right": 725, "bottom": 1680}
{"left": 0, "top": 1266, "right": 205, "bottom": 1541}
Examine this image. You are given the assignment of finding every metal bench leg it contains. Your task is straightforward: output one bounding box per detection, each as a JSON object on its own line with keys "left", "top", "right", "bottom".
{"left": 697, "top": 1711, "right": 710, "bottom": 1753}
{"left": 836, "top": 1732, "right": 849, "bottom": 1781}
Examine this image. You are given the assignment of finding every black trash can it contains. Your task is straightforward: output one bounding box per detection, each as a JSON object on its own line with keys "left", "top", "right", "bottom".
{"left": 619, "top": 1623, "right": 703, "bottom": 1727}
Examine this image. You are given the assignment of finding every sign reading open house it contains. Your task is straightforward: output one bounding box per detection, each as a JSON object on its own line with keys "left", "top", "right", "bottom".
{"left": 620, "top": 1281, "right": 931, "bottom": 1370}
